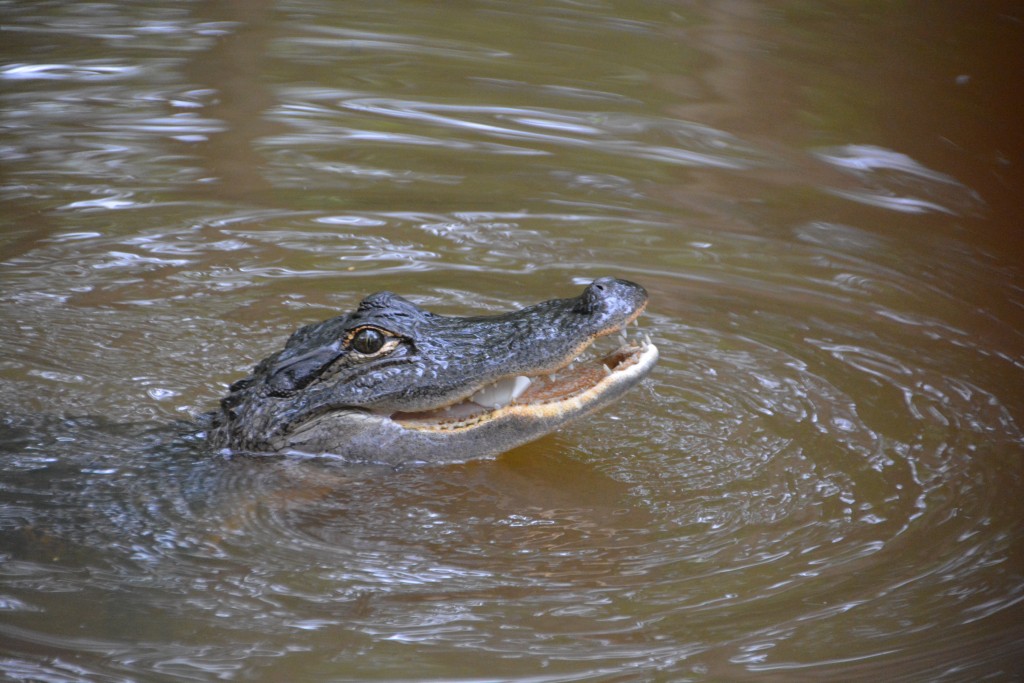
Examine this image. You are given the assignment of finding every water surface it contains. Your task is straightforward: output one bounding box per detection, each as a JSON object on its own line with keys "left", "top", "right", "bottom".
{"left": 2, "top": 2, "right": 1023, "bottom": 680}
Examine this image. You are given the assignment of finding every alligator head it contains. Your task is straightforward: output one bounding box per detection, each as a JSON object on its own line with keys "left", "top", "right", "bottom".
{"left": 207, "top": 277, "right": 658, "bottom": 464}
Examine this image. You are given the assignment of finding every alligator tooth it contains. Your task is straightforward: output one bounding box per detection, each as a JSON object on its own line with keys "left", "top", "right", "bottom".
{"left": 642, "top": 332, "right": 652, "bottom": 347}
{"left": 602, "top": 364, "right": 613, "bottom": 377}
{"left": 510, "top": 375, "right": 531, "bottom": 401}
{"left": 470, "top": 375, "right": 532, "bottom": 409}
{"left": 618, "top": 330, "right": 628, "bottom": 345}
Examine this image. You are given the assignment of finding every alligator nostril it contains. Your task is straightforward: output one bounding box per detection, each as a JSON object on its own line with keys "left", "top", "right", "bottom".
{"left": 589, "top": 276, "right": 620, "bottom": 293}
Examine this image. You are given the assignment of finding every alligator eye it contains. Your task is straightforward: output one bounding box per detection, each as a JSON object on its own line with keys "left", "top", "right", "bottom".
{"left": 350, "top": 327, "right": 386, "bottom": 355}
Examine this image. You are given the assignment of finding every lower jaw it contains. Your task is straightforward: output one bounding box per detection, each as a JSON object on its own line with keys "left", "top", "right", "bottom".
{"left": 392, "top": 339, "right": 658, "bottom": 434}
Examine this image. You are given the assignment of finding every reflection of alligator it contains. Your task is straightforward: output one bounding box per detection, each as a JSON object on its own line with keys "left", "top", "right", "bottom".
{"left": 208, "top": 278, "right": 658, "bottom": 464}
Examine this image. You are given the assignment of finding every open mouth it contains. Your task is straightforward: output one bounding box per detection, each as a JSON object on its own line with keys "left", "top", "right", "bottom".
{"left": 392, "top": 320, "right": 658, "bottom": 431}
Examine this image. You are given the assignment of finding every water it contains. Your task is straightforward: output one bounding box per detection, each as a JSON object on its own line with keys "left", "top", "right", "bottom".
{"left": 2, "top": 1, "right": 1023, "bottom": 680}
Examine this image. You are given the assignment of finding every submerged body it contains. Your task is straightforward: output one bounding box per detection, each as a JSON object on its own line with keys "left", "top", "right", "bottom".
{"left": 208, "top": 277, "right": 658, "bottom": 464}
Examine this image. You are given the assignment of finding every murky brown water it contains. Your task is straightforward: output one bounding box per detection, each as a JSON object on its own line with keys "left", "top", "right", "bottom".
{"left": 3, "top": 2, "right": 1023, "bottom": 680}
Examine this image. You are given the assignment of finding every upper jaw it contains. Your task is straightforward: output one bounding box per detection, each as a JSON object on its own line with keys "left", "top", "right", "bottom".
{"left": 371, "top": 279, "right": 650, "bottom": 419}
{"left": 386, "top": 311, "right": 656, "bottom": 429}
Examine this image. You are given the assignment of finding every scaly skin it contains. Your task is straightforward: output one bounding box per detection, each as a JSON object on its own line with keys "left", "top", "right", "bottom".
{"left": 208, "top": 278, "right": 658, "bottom": 464}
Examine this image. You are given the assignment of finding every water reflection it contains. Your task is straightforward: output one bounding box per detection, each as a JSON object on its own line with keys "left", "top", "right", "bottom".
{"left": 2, "top": 0, "right": 1023, "bottom": 681}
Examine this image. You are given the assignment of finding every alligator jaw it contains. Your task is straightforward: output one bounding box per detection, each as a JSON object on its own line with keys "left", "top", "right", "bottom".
{"left": 390, "top": 324, "right": 658, "bottom": 433}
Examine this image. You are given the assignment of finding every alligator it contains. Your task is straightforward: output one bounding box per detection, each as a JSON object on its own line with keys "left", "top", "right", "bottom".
{"left": 207, "top": 277, "right": 658, "bottom": 465}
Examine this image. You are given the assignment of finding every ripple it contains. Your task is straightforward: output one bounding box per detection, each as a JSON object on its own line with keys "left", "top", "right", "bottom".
{"left": 1, "top": 62, "right": 141, "bottom": 82}
{"left": 277, "top": 24, "right": 512, "bottom": 63}
{"left": 264, "top": 91, "right": 765, "bottom": 172}
{"left": 815, "top": 144, "right": 986, "bottom": 217}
